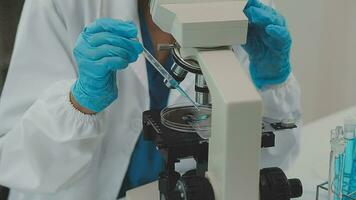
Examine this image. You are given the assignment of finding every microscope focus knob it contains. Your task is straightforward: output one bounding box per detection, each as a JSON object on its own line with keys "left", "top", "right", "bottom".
{"left": 288, "top": 178, "right": 303, "bottom": 198}
{"left": 260, "top": 168, "right": 303, "bottom": 200}
{"left": 175, "top": 175, "right": 215, "bottom": 200}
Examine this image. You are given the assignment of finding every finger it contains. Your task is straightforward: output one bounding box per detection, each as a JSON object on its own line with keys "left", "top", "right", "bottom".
{"left": 264, "top": 24, "right": 292, "bottom": 50}
{"left": 244, "top": 6, "right": 285, "bottom": 27}
{"left": 99, "top": 57, "right": 130, "bottom": 71}
{"left": 82, "top": 32, "right": 143, "bottom": 54}
{"left": 84, "top": 18, "right": 138, "bottom": 38}
{"left": 74, "top": 42, "right": 140, "bottom": 63}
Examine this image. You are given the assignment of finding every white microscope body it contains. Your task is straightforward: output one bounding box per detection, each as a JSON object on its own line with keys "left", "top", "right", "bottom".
{"left": 150, "top": 1, "right": 262, "bottom": 199}
{"left": 127, "top": 1, "right": 263, "bottom": 200}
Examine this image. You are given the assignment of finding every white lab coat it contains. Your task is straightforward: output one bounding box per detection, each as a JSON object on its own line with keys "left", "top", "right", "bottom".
{"left": 0, "top": 0, "right": 301, "bottom": 199}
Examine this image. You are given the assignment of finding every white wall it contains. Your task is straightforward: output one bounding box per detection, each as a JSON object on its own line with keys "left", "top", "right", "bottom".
{"left": 275, "top": 0, "right": 356, "bottom": 123}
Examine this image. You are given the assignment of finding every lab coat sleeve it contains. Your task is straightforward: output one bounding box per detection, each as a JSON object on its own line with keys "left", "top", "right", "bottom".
{"left": 0, "top": 0, "right": 105, "bottom": 193}
{"left": 259, "top": 76, "right": 302, "bottom": 170}
{"left": 233, "top": 45, "right": 302, "bottom": 170}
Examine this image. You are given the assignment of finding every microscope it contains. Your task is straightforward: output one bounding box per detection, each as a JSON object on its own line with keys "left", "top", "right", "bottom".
{"left": 127, "top": 0, "right": 303, "bottom": 199}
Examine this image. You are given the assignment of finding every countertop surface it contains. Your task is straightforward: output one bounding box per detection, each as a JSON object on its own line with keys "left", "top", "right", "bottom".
{"left": 286, "top": 105, "right": 356, "bottom": 200}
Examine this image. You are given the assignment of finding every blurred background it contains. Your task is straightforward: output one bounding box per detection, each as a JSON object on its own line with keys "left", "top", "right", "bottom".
{"left": 0, "top": 0, "right": 24, "bottom": 95}
{"left": 0, "top": 0, "right": 25, "bottom": 198}
{"left": 275, "top": 0, "right": 356, "bottom": 123}
{"left": 0, "top": 0, "right": 355, "bottom": 123}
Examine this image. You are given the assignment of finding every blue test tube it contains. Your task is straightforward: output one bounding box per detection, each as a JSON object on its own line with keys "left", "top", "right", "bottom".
{"left": 330, "top": 127, "right": 346, "bottom": 200}
{"left": 342, "top": 137, "right": 354, "bottom": 198}
{"left": 347, "top": 129, "right": 356, "bottom": 198}
{"left": 339, "top": 122, "right": 356, "bottom": 199}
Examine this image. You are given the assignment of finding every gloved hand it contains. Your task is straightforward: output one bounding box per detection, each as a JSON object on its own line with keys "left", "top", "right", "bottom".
{"left": 243, "top": 0, "right": 292, "bottom": 89}
{"left": 71, "top": 18, "right": 143, "bottom": 113}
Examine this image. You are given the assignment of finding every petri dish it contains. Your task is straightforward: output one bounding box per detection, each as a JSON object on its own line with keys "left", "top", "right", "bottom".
{"left": 161, "top": 104, "right": 212, "bottom": 138}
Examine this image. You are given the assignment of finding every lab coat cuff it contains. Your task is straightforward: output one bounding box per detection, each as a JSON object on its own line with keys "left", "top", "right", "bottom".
{"left": 63, "top": 80, "right": 105, "bottom": 124}
{"left": 259, "top": 74, "right": 302, "bottom": 121}
{"left": 36, "top": 80, "right": 107, "bottom": 139}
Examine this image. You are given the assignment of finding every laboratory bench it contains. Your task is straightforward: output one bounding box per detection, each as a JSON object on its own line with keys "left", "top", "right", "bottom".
{"left": 286, "top": 105, "right": 356, "bottom": 200}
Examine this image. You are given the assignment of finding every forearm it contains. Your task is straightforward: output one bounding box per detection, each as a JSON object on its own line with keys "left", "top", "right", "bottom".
{"left": 233, "top": 46, "right": 302, "bottom": 121}
{"left": 0, "top": 80, "right": 105, "bottom": 193}
{"left": 259, "top": 74, "right": 302, "bottom": 170}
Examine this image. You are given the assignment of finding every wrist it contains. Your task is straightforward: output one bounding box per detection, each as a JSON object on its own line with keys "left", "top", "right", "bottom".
{"left": 70, "top": 92, "right": 97, "bottom": 115}
{"left": 70, "top": 79, "right": 118, "bottom": 113}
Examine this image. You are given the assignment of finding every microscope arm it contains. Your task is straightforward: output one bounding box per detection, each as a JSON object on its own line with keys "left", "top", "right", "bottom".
{"left": 194, "top": 48, "right": 263, "bottom": 200}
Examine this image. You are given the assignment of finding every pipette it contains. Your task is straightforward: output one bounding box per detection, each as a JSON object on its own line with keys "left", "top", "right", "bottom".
{"left": 141, "top": 46, "right": 200, "bottom": 111}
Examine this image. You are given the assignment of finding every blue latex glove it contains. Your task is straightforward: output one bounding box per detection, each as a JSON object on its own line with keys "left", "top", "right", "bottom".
{"left": 243, "top": 0, "right": 292, "bottom": 89}
{"left": 71, "top": 18, "right": 143, "bottom": 112}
